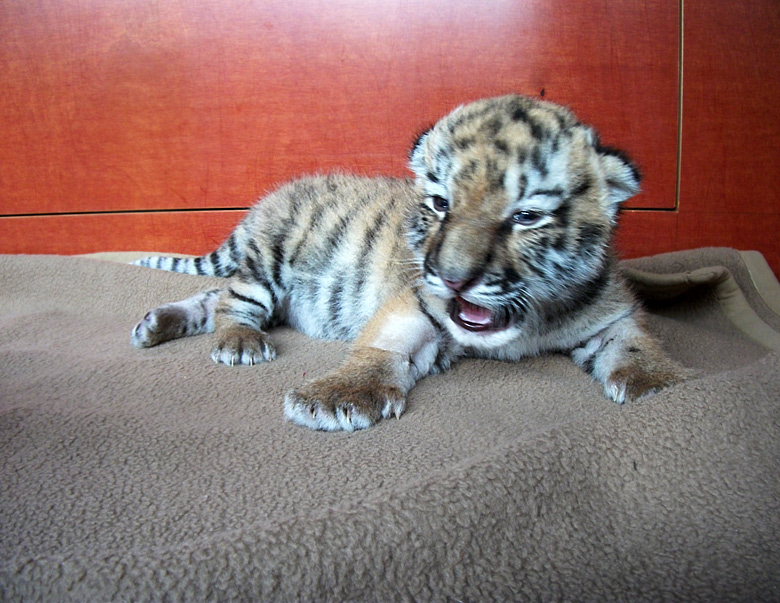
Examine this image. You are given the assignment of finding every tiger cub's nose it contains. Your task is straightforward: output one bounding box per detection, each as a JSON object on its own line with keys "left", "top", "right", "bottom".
{"left": 442, "top": 278, "right": 475, "bottom": 293}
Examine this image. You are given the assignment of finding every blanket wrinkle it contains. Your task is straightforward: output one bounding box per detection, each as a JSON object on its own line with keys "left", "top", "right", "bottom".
{"left": 1, "top": 248, "right": 779, "bottom": 601}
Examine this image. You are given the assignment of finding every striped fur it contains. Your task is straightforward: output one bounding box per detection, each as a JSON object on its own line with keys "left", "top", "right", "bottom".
{"left": 132, "top": 95, "right": 688, "bottom": 431}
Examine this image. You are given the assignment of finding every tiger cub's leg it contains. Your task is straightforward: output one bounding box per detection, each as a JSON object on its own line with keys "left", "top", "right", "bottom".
{"left": 571, "top": 312, "right": 688, "bottom": 404}
{"left": 131, "top": 289, "right": 221, "bottom": 348}
{"left": 210, "top": 275, "right": 279, "bottom": 366}
{"left": 284, "top": 290, "right": 442, "bottom": 431}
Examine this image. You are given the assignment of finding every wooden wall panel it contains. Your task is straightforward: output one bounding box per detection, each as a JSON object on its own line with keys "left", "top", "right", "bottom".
{"left": 1, "top": 0, "right": 678, "bottom": 223}
{"left": 615, "top": 212, "right": 780, "bottom": 277}
{"left": 0, "top": 211, "right": 245, "bottom": 256}
{"left": 677, "top": 0, "right": 780, "bottom": 275}
{"left": 614, "top": 211, "right": 679, "bottom": 262}
{"left": 6, "top": 0, "right": 778, "bottom": 277}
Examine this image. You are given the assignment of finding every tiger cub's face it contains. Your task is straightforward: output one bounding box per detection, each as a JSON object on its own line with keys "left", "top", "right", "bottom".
{"left": 407, "top": 95, "right": 641, "bottom": 347}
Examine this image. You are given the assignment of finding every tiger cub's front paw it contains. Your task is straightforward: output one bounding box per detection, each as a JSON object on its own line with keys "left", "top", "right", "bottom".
{"left": 211, "top": 326, "right": 276, "bottom": 366}
{"left": 604, "top": 365, "right": 689, "bottom": 404}
{"left": 284, "top": 375, "right": 406, "bottom": 432}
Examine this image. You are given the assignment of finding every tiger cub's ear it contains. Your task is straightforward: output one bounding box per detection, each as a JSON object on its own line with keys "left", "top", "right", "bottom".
{"left": 597, "top": 144, "right": 642, "bottom": 208}
{"left": 408, "top": 128, "right": 432, "bottom": 179}
{"left": 580, "top": 124, "right": 642, "bottom": 209}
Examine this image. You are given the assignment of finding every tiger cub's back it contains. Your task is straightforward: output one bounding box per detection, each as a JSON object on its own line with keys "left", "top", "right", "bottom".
{"left": 238, "top": 174, "right": 419, "bottom": 340}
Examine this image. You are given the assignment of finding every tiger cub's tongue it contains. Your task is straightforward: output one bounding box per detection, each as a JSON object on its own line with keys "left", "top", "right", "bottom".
{"left": 456, "top": 297, "right": 494, "bottom": 327}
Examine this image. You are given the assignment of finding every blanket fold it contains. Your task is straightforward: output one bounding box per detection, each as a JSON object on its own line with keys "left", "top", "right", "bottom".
{"left": 1, "top": 247, "right": 779, "bottom": 601}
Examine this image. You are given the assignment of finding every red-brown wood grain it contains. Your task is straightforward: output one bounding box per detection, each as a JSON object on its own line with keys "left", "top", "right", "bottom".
{"left": 675, "top": 0, "right": 780, "bottom": 275}
{"left": 617, "top": 212, "right": 780, "bottom": 276}
{"left": 614, "top": 211, "right": 679, "bottom": 261}
{"left": 0, "top": 211, "right": 244, "bottom": 256}
{"left": 679, "top": 1, "right": 780, "bottom": 217}
{"left": 1, "top": 0, "right": 678, "bottom": 218}
{"left": 2, "top": 1, "right": 779, "bottom": 276}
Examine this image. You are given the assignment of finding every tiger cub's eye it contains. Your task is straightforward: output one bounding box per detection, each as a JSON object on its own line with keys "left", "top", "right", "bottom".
{"left": 512, "top": 210, "right": 543, "bottom": 226}
{"left": 431, "top": 195, "right": 450, "bottom": 212}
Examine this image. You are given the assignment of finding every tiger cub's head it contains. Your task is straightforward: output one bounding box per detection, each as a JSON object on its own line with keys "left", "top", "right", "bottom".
{"left": 407, "top": 94, "right": 640, "bottom": 346}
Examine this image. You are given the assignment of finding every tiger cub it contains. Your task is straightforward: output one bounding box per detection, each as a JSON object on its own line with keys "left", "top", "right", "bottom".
{"left": 131, "top": 94, "right": 687, "bottom": 431}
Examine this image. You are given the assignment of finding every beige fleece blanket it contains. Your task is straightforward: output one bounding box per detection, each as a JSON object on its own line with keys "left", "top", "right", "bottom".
{"left": 1, "top": 247, "right": 779, "bottom": 601}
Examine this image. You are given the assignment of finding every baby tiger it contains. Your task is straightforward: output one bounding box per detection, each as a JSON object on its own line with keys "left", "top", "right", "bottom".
{"left": 131, "top": 94, "right": 687, "bottom": 431}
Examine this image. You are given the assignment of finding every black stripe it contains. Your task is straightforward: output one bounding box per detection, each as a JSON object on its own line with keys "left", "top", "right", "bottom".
{"left": 552, "top": 233, "right": 568, "bottom": 252}
{"left": 239, "top": 269, "right": 278, "bottom": 307}
{"left": 502, "top": 265, "right": 521, "bottom": 289}
{"left": 327, "top": 278, "right": 344, "bottom": 335}
{"left": 526, "top": 261, "right": 547, "bottom": 279}
{"left": 547, "top": 266, "right": 612, "bottom": 325}
{"left": 406, "top": 208, "right": 431, "bottom": 247}
{"left": 424, "top": 224, "right": 447, "bottom": 279}
{"left": 486, "top": 158, "right": 504, "bottom": 192}
{"left": 480, "top": 116, "right": 503, "bottom": 137}
{"left": 209, "top": 251, "right": 224, "bottom": 276}
{"left": 576, "top": 224, "right": 607, "bottom": 255}
{"left": 411, "top": 290, "right": 451, "bottom": 375}
{"left": 242, "top": 269, "right": 278, "bottom": 310}
{"left": 227, "top": 233, "right": 241, "bottom": 266}
{"left": 288, "top": 203, "right": 325, "bottom": 267}
{"left": 413, "top": 287, "right": 446, "bottom": 331}
{"left": 289, "top": 183, "right": 308, "bottom": 216}
{"left": 459, "top": 159, "right": 478, "bottom": 181}
{"left": 269, "top": 233, "right": 286, "bottom": 289}
{"left": 529, "top": 119, "right": 546, "bottom": 141}
{"left": 510, "top": 104, "right": 530, "bottom": 123}
{"left": 228, "top": 287, "right": 270, "bottom": 314}
{"left": 552, "top": 201, "right": 572, "bottom": 228}
{"left": 552, "top": 111, "right": 569, "bottom": 131}
{"left": 551, "top": 258, "right": 576, "bottom": 280}
{"left": 244, "top": 253, "right": 260, "bottom": 280}
{"left": 531, "top": 146, "right": 548, "bottom": 176}
{"left": 581, "top": 354, "right": 596, "bottom": 376}
{"left": 494, "top": 139, "right": 509, "bottom": 154}
{"left": 532, "top": 187, "right": 564, "bottom": 197}
{"left": 517, "top": 173, "right": 528, "bottom": 200}
{"left": 247, "top": 237, "right": 261, "bottom": 257}
{"left": 509, "top": 102, "right": 545, "bottom": 140}
{"left": 454, "top": 136, "right": 474, "bottom": 150}
{"left": 360, "top": 206, "right": 390, "bottom": 252}
{"left": 570, "top": 177, "right": 593, "bottom": 199}
{"left": 322, "top": 213, "right": 353, "bottom": 256}
{"left": 244, "top": 240, "right": 270, "bottom": 284}
{"left": 352, "top": 204, "right": 393, "bottom": 298}
{"left": 596, "top": 144, "right": 641, "bottom": 184}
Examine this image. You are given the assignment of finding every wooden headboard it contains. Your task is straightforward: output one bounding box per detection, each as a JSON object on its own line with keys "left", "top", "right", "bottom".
{"left": 2, "top": 1, "right": 778, "bottom": 274}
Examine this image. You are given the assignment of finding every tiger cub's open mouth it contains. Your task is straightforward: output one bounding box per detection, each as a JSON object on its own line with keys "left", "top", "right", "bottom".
{"left": 448, "top": 296, "right": 514, "bottom": 333}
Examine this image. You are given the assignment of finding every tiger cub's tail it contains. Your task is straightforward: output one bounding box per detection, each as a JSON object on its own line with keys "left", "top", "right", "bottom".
{"left": 132, "top": 229, "right": 244, "bottom": 277}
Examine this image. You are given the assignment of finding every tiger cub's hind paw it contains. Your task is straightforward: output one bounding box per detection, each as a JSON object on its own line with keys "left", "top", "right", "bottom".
{"left": 211, "top": 326, "right": 276, "bottom": 366}
{"left": 131, "top": 307, "right": 188, "bottom": 348}
{"left": 131, "top": 290, "right": 219, "bottom": 349}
